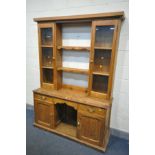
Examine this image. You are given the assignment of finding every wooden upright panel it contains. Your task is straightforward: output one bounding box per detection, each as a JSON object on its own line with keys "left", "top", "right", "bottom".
{"left": 55, "top": 24, "right": 62, "bottom": 90}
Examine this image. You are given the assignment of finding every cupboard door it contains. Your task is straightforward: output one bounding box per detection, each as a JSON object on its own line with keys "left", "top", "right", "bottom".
{"left": 89, "top": 20, "right": 119, "bottom": 99}
{"left": 34, "top": 100, "right": 54, "bottom": 128}
{"left": 77, "top": 112, "right": 105, "bottom": 146}
{"left": 38, "top": 23, "right": 55, "bottom": 89}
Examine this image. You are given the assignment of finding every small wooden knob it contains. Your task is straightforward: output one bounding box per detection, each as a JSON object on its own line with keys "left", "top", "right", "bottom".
{"left": 41, "top": 96, "right": 46, "bottom": 100}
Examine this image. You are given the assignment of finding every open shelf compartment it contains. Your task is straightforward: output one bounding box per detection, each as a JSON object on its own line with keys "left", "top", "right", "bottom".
{"left": 62, "top": 23, "right": 91, "bottom": 47}
{"left": 55, "top": 103, "right": 77, "bottom": 137}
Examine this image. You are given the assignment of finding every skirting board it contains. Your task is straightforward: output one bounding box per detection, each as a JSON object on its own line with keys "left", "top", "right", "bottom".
{"left": 26, "top": 103, "right": 129, "bottom": 140}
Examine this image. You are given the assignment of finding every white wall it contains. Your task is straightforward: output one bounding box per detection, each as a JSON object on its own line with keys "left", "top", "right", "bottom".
{"left": 26, "top": 0, "right": 129, "bottom": 132}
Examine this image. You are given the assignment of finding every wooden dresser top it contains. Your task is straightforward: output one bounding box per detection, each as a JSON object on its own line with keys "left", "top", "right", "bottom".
{"left": 33, "top": 88, "right": 112, "bottom": 109}
{"left": 34, "top": 11, "right": 124, "bottom": 22}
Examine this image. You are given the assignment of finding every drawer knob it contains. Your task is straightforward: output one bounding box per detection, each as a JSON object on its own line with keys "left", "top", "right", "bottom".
{"left": 41, "top": 96, "right": 46, "bottom": 100}
{"left": 77, "top": 121, "right": 80, "bottom": 126}
{"left": 87, "top": 108, "right": 95, "bottom": 113}
{"left": 98, "top": 109, "right": 102, "bottom": 112}
{"left": 90, "top": 60, "right": 94, "bottom": 63}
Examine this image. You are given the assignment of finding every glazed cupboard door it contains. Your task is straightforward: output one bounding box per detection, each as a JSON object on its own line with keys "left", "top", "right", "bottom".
{"left": 38, "top": 23, "right": 55, "bottom": 89}
{"left": 34, "top": 100, "right": 54, "bottom": 128}
{"left": 89, "top": 20, "right": 120, "bottom": 99}
{"left": 77, "top": 112, "right": 105, "bottom": 146}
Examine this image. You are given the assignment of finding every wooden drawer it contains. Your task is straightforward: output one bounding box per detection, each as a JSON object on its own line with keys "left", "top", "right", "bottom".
{"left": 34, "top": 94, "right": 53, "bottom": 103}
{"left": 79, "top": 104, "right": 106, "bottom": 117}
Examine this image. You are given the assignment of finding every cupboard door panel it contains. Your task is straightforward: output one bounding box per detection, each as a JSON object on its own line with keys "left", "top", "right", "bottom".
{"left": 95, "top": 25, "right": 114, "bottom": 49}
{"left": 77, "top": 112, "right": 105, "bottom": 146}
{"left": 41, "top": 28, "right": 53, "bottom": 46}
{"left": 34, "top": 100, "right": 54, "bottom": 128}
{"left": 38, "top": 23, "right": 55, "bottom": 89}
{"left": 88, "top": 20, "right": 119, "bottom": 99}
{"left": 42, "top": 47, "right": 53, "bottom": 67}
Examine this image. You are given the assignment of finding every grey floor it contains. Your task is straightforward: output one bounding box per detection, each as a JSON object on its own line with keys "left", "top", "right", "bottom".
{"left": 26, "top": 108, "right": 129, "bottom": 155}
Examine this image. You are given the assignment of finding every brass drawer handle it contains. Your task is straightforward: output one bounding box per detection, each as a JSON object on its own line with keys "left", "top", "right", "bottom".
{"left": 87, "top": 108, "right": 95, "bottom": 113}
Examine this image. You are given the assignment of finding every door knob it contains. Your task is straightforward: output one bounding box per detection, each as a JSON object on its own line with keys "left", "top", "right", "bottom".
{"left": 77, "top": 121, "right": 80, "bottom": 126}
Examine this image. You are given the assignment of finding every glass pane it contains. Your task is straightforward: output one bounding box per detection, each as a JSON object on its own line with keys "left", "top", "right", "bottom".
{"left": 43, "top": 68, "right": 53, "bottom": 84}
{"left": 42, "top": 48, "right": 53, "bottom": 67}
{"left": 92, "top": 75, "right": 108, "bottom": 93}
{"left": 93, "top": 50, "right": 111, "bottom": 73}
{"left": 95, "top": 26, "right": 115, "bottom": 48}
{"left": 41, "top": 28, "right": 53, "bottom": 45}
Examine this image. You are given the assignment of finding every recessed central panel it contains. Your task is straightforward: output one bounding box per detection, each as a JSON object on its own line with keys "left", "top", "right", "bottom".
{"left": 60, "top": 23, "right": 91, "bottom": 89}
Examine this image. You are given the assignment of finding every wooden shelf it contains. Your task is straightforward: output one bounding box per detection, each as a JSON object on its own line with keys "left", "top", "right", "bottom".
{"left": 41, "top": 45, "right": 53, "bottom": 48}
{"left": 55, "top": 122, "right": 76, "bottom": 137}
{"left": 42, "top": 82, "right": 53, "bottom": 85}
{"left": 93, "top": 71, "right": 110, "bottom": 76}
{"left": 57, "top": 46, "right": 90, "bottom": 51}
{"left": 42, "top": 66, "right": 53, "bottom": 69}
{"left": 57, "top": 67, "right": 89, "bottom": 74}
{"left": 94, "top": 46, "right": 112, "bottom": 50}
{"left": 91, "top": 90, "right": 107, "bottom": 98}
